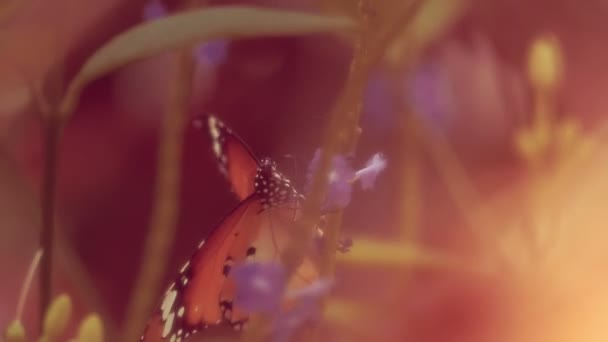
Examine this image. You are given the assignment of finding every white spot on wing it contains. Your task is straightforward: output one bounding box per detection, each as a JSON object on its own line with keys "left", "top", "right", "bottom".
{"left": 180, "top": 261, "right": 190, "bottom": 274}
{"left": 212, "top": 141, "right": 222, "bottom": 158}
{"left": 209, "top": 116, "right": 220, "bottom": 139}
{"left": 161, "top": 289, "right": 177, "bottom": 320}
{"left": 162, "top": 312, "right": 175, "bottom": 338}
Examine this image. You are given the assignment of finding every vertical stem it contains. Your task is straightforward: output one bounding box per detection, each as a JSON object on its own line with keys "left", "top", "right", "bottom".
{"left": 18, "top": 250, "right": 44, "bottom": 321}
{"left": 400, "top": 111, "right": 421, "bottom": 241}
{"left": 316, "top": 0, "right": 426, "bottom": 279}
{"left": 253, "top": 2, "right": 428, "bottom": 340}
{"left": 40, "top": 115, "right": 62, "bottom": 331}
{"left": 385, "top": 61, "right": 423, "bottom": 242}
{"left": 122, "top": 49, "right": 195, "bottom": 342}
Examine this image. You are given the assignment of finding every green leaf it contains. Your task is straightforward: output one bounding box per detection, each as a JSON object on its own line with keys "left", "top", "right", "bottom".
{"left": 60, "top": 6, "right": 356, "bottom": 118}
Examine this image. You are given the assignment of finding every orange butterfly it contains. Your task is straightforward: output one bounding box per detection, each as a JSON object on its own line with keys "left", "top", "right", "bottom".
{"left": 140, "top": 115, "right": 321, "bottom": 342}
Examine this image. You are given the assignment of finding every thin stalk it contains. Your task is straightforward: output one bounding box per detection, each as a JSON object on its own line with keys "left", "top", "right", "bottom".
{"left": 400, "top": 111, "right": 421, "bottom": 241}
{"left": 17, "top": 250, "right": 44, "bottom": 321}
{"left": 121, "top": 48, "right": 195, "bottom": 342}
{"left": 40, "top": 115, "right": 62, "bottom": 331}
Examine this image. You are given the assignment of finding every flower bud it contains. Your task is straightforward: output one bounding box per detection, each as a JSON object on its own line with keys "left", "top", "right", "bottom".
{"left": 43, "top": 294, "right": 72, "bottom": 340}
{"left": 76, "top": 314, "right": 104, "bottom": 342}
{"left": 527, "top": 33, "right": 563, "bottom": 91}
{"left": 4, "top": 320, "right": 25, "bottom": 342}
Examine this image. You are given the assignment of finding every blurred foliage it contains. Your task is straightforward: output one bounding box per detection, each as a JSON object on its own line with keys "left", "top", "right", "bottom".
{"left": 385, "top": 0, "right": 470, "bottom": 66}
{"left": 337, "top": 238, "right": 454, "bottom": 269}
{"left": 5, "top": 293, "right": 104, "bottom": 342}
{"left": 515, "top": 33, "right": 591, "bottom": 165}
{"left": 0, "top": 0, "right": 23, "bottom": 24}
{"left": 317, "top": 0, "right": 359, "bottom": 20}
{"left": 5, "top": 0, "right": 608, "bottom": 342}
{"left": 60, "top": 6, "right": 356, "bottom": 119}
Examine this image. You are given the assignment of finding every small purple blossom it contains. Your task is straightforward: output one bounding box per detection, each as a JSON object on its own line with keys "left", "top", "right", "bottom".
{"left": 273, "top": 280, "right": 333, "bottom": 342}
{"left": 231, "top": 262, "right": 286, "bottom": 313}
{"left": 306, "top": 149, "right": 387, "bottom": 210}
{"left": 230, "top": 261, "right": 332, "bottom": 342}
{"left": 354, "top": 153, "right": 387, "bottom": 190}
{"left": 306, "top": 149, "right": 356, "bottom": 211}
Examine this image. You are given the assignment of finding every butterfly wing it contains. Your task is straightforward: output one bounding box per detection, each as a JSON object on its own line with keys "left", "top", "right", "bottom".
{"left": 141, "top": 197, "right": 320, "bottom": 342}
{"left": 143, "top": 116, "right": 320, "bottom": 341}
{"left": 140, "top": 196, "right": 264, "bottom": 341}
{"left": 199, "top": 114, "right": 259, "bottom": 201}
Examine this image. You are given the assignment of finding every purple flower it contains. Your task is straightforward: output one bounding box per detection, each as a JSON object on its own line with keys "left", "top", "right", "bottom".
{"left": 354, "top": 153, "right": 387, "bottom": 190}
{"left": 306, "top": 149, "right": 356, "bottom": 211}
{"left": 230, "top": 261, "right": 333, "bottom": 342}
{"left": 306, "top": 149, "right": 387, "bottom": 210}
{"left": 273, "top": 280, "right": 333, "bottom": 342}
{"left": 231, "top": 262, "right": 286, "bottom": 313}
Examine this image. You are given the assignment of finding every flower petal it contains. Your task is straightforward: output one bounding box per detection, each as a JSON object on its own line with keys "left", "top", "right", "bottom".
{"left": 273, "top": 279, "right": 333, "bottom": 342}
{"left": 355, "top": 153, "right": 387, "bottom": 190}
{"left": 306, "top": 148, "right": 357, "bottom": 210}
{"left": 325, "top": 178, "right": 353, "bottom": 210}
{"left": 231, "top": 262, "right": 286, "bottom": 313}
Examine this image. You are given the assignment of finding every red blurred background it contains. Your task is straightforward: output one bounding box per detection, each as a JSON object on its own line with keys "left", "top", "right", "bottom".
{"left": 2, "top": 0, "right": 608, "bottom": 341}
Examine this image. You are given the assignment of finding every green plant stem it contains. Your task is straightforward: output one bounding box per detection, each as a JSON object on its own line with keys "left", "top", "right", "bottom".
{"left": 248, "top": 2, "right": 429, "bottom": 341}
{"left": 40, "top": 115, "right": 62, "bottom": 331}
{"left": 400, "top": 111, "right": 422, "bottom": 241}
{"left": 122, "top": 49, "right": 195, "bottom": 342}
{"left": 317, "top": 0, "right": 427, "bottom": 279}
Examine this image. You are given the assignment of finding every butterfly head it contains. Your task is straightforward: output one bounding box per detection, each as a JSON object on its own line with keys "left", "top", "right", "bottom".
{"left": 255, "top": 157, "right": 301, "bottom": 208}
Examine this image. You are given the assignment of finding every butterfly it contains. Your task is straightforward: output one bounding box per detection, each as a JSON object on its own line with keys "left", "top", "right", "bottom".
{"left": 140, "top": 115, "right": 321, "bottom": 342}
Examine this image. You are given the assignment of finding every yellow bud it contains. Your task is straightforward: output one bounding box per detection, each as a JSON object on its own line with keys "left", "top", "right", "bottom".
{"left": 76, "top": 314, "right": 104, "bottom": 342}
{"left": 4, "top": 320, "right": 25, "bottom": 342}
{"left": 527, "top": 33, "right": 564, "bottom": 91}
{"left": 43, "top": 294, "right": 72, "bottom": 340}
